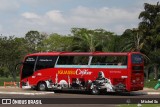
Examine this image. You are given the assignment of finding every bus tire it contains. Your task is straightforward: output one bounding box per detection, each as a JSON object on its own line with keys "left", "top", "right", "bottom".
{"left": 91, "top": 86, "right": 100, "bottom": 95}
{"left": 37, "top": 82, "right": 47, "bottom": 91}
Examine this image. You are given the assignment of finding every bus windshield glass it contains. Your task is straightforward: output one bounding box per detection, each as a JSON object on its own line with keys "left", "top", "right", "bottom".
{"left": 22, "top": 56, "right": 37, "bottom": 79}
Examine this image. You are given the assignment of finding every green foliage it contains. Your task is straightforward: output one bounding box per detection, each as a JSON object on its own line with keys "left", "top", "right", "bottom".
{"left": 121, "top": 28, "right": 145, "bottom": 52}
{"left": 25, "top": 31, "right": 48, "bottom": 53}
{"left": 138, "top": 2, "right": 160, "bottom": 80}
{"left": 70, "top": 28, "right": 117, "bottom": 52}
{"left": 120, "top": 2, "right": 160, "bottom": 80}
{"left": 0, "top": 36, "right": 27, "bottom": 81}
{"left": 0, "top": 67, "right": 9, "bottom": 77}
{"left": 144, "top": 80, "right": 158, "bottom": 88}
{"left": 42, "top": 33, "right": 73, "bottom": 51}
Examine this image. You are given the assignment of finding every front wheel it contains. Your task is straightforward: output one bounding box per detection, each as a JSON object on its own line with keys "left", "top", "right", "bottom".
{"left": 37, "top": 82, "right": 47, "bottom": 91}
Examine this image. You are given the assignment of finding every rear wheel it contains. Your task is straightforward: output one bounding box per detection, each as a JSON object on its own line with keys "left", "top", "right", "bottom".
{"left": 91, "top": 86, "right": 100, "bottom": 95}
{"left": 37, "top": 82, "right": 47, "bottom": 91}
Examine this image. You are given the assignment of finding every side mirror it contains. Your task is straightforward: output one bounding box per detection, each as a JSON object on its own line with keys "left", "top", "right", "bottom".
{"left": 15, "top": 62, "right": 24, "bottom": 70}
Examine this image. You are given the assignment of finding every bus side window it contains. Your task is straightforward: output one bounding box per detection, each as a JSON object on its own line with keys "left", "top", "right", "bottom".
{"left": 57, "top": 56, "right": 89, "bottom": 65}
{"left": 118, "top": 62, "right": 122, "bottom": 66}
{"left": 73, "top": 56, "right": 89, "bottom": 65}
{"left": 57, "top": 56, "right": 74, "bottom": 65}
{"left": 91, "top": 56, "right": 106, "bottom": 65}
{"left": 35, "top": 56, "right": 58, "bottom": 71}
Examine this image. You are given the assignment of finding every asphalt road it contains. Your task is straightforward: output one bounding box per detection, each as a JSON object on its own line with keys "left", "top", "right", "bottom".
{"left": 0, "top": 91, "right": 160, "bottom": 107}
{"left": 0, "top": 91, "right": 159, "bottom": 98}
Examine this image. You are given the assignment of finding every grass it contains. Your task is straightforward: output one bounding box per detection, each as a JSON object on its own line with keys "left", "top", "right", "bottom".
{"left": 144, "top": 80, "right": 159, "bottom": 88}
{"left": 118, "top": 104, "right": 160, "bottom": 107}
{"left": 0, "top": 77, "right": 20, "bottom": 86}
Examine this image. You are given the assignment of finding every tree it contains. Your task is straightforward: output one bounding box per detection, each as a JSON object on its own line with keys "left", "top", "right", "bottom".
{"left": 0, "top": 36, "right": 27, "bottom": 81}
{"left": 0, "top": 36, "right": 10, "bottom": 77}
{"left": 92, "top": 29, "right": 117, "bottom": 52}
{"left": 121, "top": 28, "right": 146, "bottom": 52}
{"left": 138, "top": 2, "right": 160, "bottom": 80}
{"left": 71, "top": 28, "right": 96, "bottom": 52}
{"left": 25, "top": 31, "right": 47, "bottom": 53}
{"left": 42, "top": 33, "right": 73, "bottom": 52}
{"left": 71, "top": 28, "right": 116, "bottom": 52}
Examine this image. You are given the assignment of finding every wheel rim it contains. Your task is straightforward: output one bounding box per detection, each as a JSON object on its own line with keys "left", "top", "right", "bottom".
{"left": 92, "top": 87, "right": 99, "bottom": 94}
{"left": 39, "top": 83, "right": 46, "bottom": 91}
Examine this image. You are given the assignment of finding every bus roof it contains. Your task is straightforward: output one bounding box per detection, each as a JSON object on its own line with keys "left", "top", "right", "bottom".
{"left": 26, "top": 52, "right": 140, "bottom": 56}
{"left": 27, "top": 52, "right": 61, "bottom": 56}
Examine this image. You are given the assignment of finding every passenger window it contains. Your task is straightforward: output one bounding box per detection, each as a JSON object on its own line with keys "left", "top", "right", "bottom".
{"left": 57, "top": 56, "right": 89, "bottom": 65}
{"left": 91, "top": 56, "right": 127, "bottom": 65}
{"left": 35, "top": 56, "right": 58, "bottom": 71}
{"left": 91, "top": 56, "right": 106, "bottom": 65}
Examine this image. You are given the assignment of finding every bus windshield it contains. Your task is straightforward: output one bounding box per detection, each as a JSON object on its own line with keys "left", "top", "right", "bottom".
{"left": 22, "top": 56, "right": 37, "bottom": 79}
{"left": 22, "top": 56, "right": 58, "bottom": 79}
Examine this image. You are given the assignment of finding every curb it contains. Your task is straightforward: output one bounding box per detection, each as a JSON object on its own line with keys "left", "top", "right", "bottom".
{"left": 0, "top": 91, "right": 54, "bottom": 95}
{"left": 131, "top": 92, "right": 160, "bottom": 95}
{"left": 147, "top": 92, "right": 160, "bottom": 95}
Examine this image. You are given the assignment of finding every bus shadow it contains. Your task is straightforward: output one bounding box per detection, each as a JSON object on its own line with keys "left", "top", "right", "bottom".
{"left": 102, "top": 92, "right": 147, "bottom": 96}
{"left": 53, "top": 90, "right": 146, "bottom": 96}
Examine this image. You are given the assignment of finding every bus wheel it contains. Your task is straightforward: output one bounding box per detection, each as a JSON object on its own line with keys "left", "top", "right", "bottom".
{"left": 91, "top": 86, "right": 100, "bottom": 95}
{"left": 37, "top": 82, "right": 47, "bottom": 91}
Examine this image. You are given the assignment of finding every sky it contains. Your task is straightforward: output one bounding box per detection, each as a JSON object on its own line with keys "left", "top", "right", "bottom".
{"left": 0, "top": 0, "right": 159, "bottom": 37}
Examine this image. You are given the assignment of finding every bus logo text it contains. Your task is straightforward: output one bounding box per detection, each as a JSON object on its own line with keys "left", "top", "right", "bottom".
{"left": 76, "top": 69, "right": 92, "bottom": 76}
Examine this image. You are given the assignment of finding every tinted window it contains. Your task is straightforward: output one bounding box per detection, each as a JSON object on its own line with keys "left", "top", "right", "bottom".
{"left": 35, "top": 56, "right": 58, "bottom": 71}
{"left": 132, "top": 54, "right": 143, "bottom": 64}
{"left": 57, "top": 56, "right": 89, "bottom": 65}
{"left": 22, "top": 56, "right": 37, "bottom": 79}
{"left": 91, "top": 55, "right": 127, "bottom": 65}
